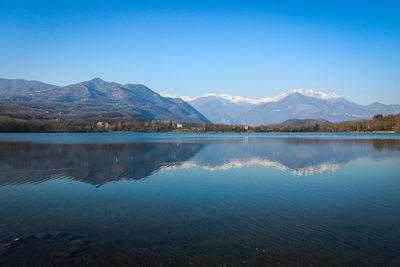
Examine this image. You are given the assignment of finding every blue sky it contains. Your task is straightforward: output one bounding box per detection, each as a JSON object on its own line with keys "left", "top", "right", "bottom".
{"left": 0, "top": 0, "right": 399, "bottom": 104}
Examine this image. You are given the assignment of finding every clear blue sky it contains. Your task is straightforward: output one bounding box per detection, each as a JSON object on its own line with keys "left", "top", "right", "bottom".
{"left": 0, "top": 0, "right": 399, "bottom": 104}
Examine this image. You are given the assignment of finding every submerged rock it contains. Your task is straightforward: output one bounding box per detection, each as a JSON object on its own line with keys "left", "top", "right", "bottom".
{"left": 1, "top": 231, "right": 90, "bottom": 260}
{"left": 13, "top": 234, "right": 35, "bottom": 243}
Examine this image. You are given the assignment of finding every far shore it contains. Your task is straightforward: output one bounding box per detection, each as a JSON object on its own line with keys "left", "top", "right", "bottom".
{"left": 39, "top": 130, "right": 398, "bottom": 134}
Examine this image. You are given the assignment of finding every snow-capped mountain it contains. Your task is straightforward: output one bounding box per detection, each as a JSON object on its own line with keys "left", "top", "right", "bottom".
{"left": 162, "top": 89, "right": 340, "bottom": 105}
{"left": 161, "top": 89, "right": 400, "bottom": 125}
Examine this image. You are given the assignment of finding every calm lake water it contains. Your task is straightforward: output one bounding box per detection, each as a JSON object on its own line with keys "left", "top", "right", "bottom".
{"left": 1, "top": 133, "right": 400, "bottom": 266}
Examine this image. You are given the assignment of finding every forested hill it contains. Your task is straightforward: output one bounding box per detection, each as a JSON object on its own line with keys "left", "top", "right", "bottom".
{"left": 0, "top": 78, "right": 209, "bottom": 123}
{"left": 253, "top": 114, "right": 400, "bottom": 133}
{"left": 268, "top": 118, "right": 331, "bottom": 127}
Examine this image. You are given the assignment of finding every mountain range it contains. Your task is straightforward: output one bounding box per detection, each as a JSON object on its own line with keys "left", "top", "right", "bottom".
{"left": 162, "top": 89, "right": 400, "bottom": 125}
{"left": 1, "top": 77, "right": 399, "bottom": 125}
{"left": 0, "top": 78, "right": 209, "bottom": 123}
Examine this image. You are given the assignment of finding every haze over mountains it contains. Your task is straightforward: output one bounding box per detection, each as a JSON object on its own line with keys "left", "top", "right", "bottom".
{"left": 162, "top": 89, "right": 400, "bottom": 125}
{"left": 1, "top": 78, "right": 399, "bottom": 125}
{"left": 0, "top": 78, "right": 209, "bottom": 123}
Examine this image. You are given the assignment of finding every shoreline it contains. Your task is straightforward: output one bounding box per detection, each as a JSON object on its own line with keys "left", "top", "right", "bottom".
{"left": 0, "top": 131, "right": 398, "bottom": 134}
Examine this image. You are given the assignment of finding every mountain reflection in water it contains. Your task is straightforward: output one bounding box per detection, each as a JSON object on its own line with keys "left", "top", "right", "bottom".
{"left": 0, "top": 142, "right": 205, "bottom": 186}
{"left": 1, "top": 134, "right": 400, "bottom": 266}
{"left": 1, "top": 137, "right": 399, "bottom": 186}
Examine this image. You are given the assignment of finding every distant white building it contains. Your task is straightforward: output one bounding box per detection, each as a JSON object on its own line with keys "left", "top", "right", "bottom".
{"left": 177, "top": 123, "right": 183, "bottom": 128}
{"left": 97, "top": 121, "right": 110, "bottom": 128}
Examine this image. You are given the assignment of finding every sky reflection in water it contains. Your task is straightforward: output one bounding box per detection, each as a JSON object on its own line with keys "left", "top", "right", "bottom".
{"left": 0, "top": 133, "right": 400, "bottom": 266}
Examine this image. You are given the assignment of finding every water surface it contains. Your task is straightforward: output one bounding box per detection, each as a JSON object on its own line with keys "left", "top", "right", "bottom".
{"left": 1, "top": 133, "right": 400, "bottom": 266}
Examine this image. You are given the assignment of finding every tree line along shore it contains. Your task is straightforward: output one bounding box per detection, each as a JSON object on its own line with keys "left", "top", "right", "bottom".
{"left": 0, "top": 112, "right": 399, "bottom": 133}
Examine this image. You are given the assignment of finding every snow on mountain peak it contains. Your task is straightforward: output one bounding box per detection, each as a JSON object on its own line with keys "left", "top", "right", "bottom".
{"left": 161, "top": 89, "right": 341, "bottom": 105}
{"left": 288, "top": 89, "right": 340, "bottom": 100}
{"left": 159, "top": 93, "right": 196, "bottom": 102}
{"left": 203, "top": 93, "right": 265, "bottom": 105}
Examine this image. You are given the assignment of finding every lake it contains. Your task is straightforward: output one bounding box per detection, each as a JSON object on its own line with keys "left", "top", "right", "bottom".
{"left": 1, "top": 133, "right": 400, "bottom": 266}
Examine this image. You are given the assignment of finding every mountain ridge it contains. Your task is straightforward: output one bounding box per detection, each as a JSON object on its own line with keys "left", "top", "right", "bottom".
{"left": 161, "top": 88, "right": 342, "bottom": 105}
{"left": 1, "top": 78, "right": 399, "bottom": 125}
{"left": 0, "top": 78, "right": 57, "bottom": 97}
{"left": 163, "top": 89, "right": 400, "bottom": 125}
{"left": 0, "top": 78, "right": 209, "bottom": 123}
